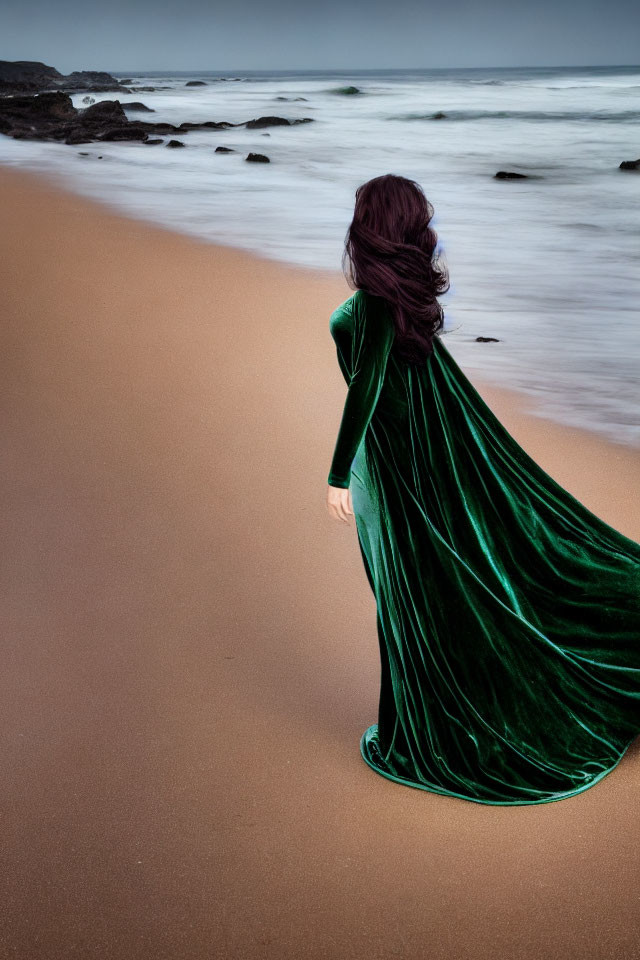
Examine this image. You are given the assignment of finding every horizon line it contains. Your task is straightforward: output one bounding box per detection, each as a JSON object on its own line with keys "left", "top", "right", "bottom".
{"left": 105, "top": 63, "right": 640, "bottom": 74}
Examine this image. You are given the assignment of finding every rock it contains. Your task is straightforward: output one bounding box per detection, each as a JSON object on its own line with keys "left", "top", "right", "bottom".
{"left": 215, "top": 146, "right": 236, "bottom": 153}
{"left": 65, "top": 131, "right": 95, "bottom": 144}
{"left": 80, "top": 100, "right": 127, "bottom": 121}
{"left": 245, "top": 115, "right": 313, "bottom": 128}
{"left": 245, "top": 115, "right": 290, "bottom": 128}
{"left": 122, "top": 101, "right": 155, "bottom": 112}
{"left": 0, "top": 91, "right": 76, "bottom": 139}
{"left": 143, "top": 138, "right": 164, "bottom": 144}
{"left": 185, "top": 80, "right": 207, "bottom": 86}
{"left": 475, "top": 336, "right": 500, "bottom": 342}
{"left": 54, "top": 98, "right": 147, "bottom": 144}
{"left": 0, "top": 59, "right": 63, "bottom": 95}
{"left": 176, "top": 120, "right": 236, "bottom": 131}
{"left": 246, "top": 152, "right": 270, "bottom": 163}
{"left": 0, "top": 89, "right": 306, "bottom": 146}
{"left": 65, "top": 70, "right": 127, "bottom": 92}
{"left": 74, "top": 104, "right": 154, "bottom": 142}
{"left": 619, "top": 158, "right": 640, "bottom": 170}
{"left": 333, "top": 85, "right": 361, "bottom": 95}
{"left": 0, "top": 60, "right": 129, "bottom": 95}
{"left": 0, "top": 60, "right": 63, "bottom": 81}
{"left": 494, "top": 170, "right": 528, "bottom": 179}
{"left": 431, "top": 111, "right": 447, "bottom": 119}
{"left": 82, "top": 96, "right": 96, "bottom": 105}
{"left": 0, "top": 92, "right": 228, "bottom": 144}
{"left": 166, "top": 139, "right": 185, "bottom": 147}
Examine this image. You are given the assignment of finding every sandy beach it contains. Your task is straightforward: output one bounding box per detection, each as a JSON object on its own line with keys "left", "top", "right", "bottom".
{"left": 1, "top": 164, "right": 638, "bottom": 960}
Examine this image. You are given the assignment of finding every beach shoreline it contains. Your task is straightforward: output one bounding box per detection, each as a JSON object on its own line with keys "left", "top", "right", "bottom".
{"left": 3, "top": 61, "right": 639, "bottom": 450}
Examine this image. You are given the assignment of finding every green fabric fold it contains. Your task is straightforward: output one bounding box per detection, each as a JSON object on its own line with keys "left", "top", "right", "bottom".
{"left": 328, "top": 289, "right": 640, "bottom": 804}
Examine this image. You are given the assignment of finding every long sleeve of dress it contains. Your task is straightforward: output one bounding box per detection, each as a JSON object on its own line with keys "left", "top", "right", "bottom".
{"left": 327, "top": 292, "right": 395, "bottom": 488}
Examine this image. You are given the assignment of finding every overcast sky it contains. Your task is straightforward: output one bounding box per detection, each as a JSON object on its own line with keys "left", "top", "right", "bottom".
{"left": 1, "top": 0, "right": 638, "bottom": 73}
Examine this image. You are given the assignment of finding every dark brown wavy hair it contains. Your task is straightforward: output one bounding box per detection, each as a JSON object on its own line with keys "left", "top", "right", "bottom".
{"left": 342, "top": 174, "right": 450, "bottom": 365}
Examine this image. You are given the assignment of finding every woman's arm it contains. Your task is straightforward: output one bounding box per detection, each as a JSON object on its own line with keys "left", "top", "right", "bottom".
{"left": 327, "top": 291, "right": 395, "bottom": 488}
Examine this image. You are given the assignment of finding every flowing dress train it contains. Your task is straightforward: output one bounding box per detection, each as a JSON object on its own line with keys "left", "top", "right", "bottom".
{"left": 327, "top": 289, "right": 640, "bottom": 805}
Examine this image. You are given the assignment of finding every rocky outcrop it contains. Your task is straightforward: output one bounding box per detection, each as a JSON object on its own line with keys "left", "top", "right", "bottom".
{"left": 494, "top": 170, "right": 529, "bottom": 180}
{"left": 0, "top": 91, "right": 76, "bottom": 136}
{"left": 0, "top": 59, "right": 129, "bottom": 96}
{"left": 0, "top": 92, "right": 314, "bottom": 145}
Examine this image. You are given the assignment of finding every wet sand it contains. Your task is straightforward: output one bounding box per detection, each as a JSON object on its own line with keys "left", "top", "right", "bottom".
{"left": 0, "top": 164, "right": 638, "bottom": 960}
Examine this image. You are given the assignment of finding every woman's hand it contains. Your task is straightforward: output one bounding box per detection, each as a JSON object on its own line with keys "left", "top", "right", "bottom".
{"left": 327, "top": 484, "right": 354, "bottom": 523}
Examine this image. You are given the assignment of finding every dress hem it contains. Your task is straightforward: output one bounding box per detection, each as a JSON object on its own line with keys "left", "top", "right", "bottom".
{"left": 359, "top": 723, "right": 637, "bottom": 806}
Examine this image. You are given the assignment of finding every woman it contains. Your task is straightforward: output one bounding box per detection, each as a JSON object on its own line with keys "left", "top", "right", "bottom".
{"left": 325, "top": 173, "right": 640, "bottom": 805}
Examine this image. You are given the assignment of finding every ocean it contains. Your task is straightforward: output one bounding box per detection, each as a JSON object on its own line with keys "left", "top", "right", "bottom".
{"left": 1, "top": 65, "right": 638, "bottom": 446}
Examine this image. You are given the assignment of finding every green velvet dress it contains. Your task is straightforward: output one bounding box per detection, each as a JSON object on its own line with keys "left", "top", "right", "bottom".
{"left": 328, "top": 288, "right": 640, "bottom": 805}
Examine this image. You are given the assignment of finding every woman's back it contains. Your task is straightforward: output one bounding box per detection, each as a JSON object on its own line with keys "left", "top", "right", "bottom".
{"left": 326, "top": 173, "right": 639, "bottom": 806}
{"left": 327, "top": 287, "right": 640, "bottom": 804}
